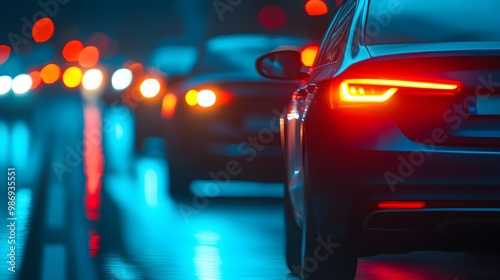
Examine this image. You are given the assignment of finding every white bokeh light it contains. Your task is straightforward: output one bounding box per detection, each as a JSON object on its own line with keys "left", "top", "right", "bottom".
{"left": 12, "top": 74, "right": 33, "bottom": 95}
{"left": 82, "top": 69, "right": 104, "bottom": 91}
{"left": 0, "top": 76, "right": 12, "bottom": 95}
{"left": 140, "top": 78, "right": 160, "bottom": 98}
{"left": 197, "top": 90, "right": 216, "bottom": 107}
{"left": 111, "top": 68, "right": 133, "bottom": 91}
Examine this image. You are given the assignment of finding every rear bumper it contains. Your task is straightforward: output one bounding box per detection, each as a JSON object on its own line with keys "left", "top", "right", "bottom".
{"left": 304, "top": 106, "right": 500, "bottom": 254}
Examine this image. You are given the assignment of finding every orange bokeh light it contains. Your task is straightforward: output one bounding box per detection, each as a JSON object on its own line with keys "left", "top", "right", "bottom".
{"left": 40, "top": 64, "right": 61, "bottom": 84}
{"left": 63, "top": 40, "right": 84, "bottom": 62}
{"left": 0, "top": 45, "right": 11, "bottom": 65}
{"left": 305, "top": 0, "right": 329, "bottom": 16}
{"left": 32, "top": 18, "right": 55, "bottom": 43}
{"left": 29, "top": 71, "right": 42, "bottom": 89}
{"left": 301, "top": 45, "right": 319, "bottom": 67}
{"left": 78, "top": 46, "right": 100, "bottom": 68}
{"left": 162, "top": 93, "right": 178, "bottom": 119}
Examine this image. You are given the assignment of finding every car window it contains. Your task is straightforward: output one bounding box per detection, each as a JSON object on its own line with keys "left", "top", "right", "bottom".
{"left": 316, "top": 0, "right": 357, "bottom": 66}
{"left": 366, "top": 0, "right": 500, "bottom": 45}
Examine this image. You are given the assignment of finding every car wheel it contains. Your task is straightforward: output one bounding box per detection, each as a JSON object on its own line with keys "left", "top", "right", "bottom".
{"left": 285, "top": 183, "right": 302, "bottom": 274}
{"left": 300, "top": 189, "right": 358, "bottom": 279}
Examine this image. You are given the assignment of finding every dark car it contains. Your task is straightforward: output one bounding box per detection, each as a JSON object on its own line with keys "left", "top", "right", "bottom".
{"left": 257, "top": 0, "right": 500, "bottom": 279}
{"left": 162, "top": 34, "right": 316, "bottom": 196}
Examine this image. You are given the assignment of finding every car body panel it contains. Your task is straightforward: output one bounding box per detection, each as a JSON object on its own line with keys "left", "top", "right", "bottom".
{"left": 280, "top": 0, "right": 500, "bottom": 256}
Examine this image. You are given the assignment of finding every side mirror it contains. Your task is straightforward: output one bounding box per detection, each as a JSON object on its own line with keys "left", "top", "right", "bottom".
{"left": 256, "top": 50, "right": 308, "bottom": 80}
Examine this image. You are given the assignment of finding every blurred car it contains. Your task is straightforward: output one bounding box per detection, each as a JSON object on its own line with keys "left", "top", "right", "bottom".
{"left": 163, "top": 34, "right": 316, "bottom": 196}
{"left": 132, "top": 39, "right": 200, "bottom": 150}
{"left": 257, "top": 0, "right": 500, "bottom": 279}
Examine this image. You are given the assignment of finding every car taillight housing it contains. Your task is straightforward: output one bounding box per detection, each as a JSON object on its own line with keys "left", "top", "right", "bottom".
{"left": 337, "top": 79, "right": 460, "bottom": 104}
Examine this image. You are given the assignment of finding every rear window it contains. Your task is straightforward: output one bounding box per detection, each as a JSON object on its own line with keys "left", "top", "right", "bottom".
{"left": 366, "top": 0, "right": 500, "bottom": 45}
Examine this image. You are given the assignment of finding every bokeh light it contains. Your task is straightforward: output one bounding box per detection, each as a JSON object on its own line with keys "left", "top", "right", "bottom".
{"left": 185, "top": 89, "right": 198, "bottom": 106}
{"left": 63, "top": 66, "right": 83, "bottom": 88}
{"left": 0, "top": 76, "right": 12, "bottom": 95}
{"left": 40, "top": 63, "right": 61, "bottom": 84}
{"left": 161, "top": 93, "right": 177, "bottom": 118}
{"left": 32, "top": 18, "right": 55, "bottom": 43}
{"left": 78, "top": 46, "right": 100, "bottom": 68}
{"left": 29, "top": 71, "right": 42, "bottom": 89}
{"left": 88, "top": 32, "right": 110, "bottom": 54}
{"left": 12, "top": 74, "right": 32, "bottom": 95}
{"left": 111, "top": 68, "right": 133, "bottom": 90}
{"left": 301, "top": 45, "right": 320, "bottom": 67}
{"left": 82, "top": 69, "right": 104, "bottom": 91}
{"left": 0, "top": 45, "right": 11, "bottom": 65}
{"left": 197, "top": 90, "right": 216, "bottom": 107}
{"left": 140, "top": 78, "right": 161, "bottom": 98}
{"left": 258, "top": 5, "right": 287, "bottom": 29}
{"left": 63, "top": 40, "right": 84, "bottom": 62}
{"left": 305, "top": 0, "right": 329, "bottom": 16}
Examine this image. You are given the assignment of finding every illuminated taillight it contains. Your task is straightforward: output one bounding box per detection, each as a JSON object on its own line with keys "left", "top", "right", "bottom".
{"left": 185, "top": 89, "right": 198, "bottom": 106}
{"left": 197, "top": 89, "right": 216, "bottom": 107}
{"left": 185, "top": 89, "right": 218, "bottom": 107}
{"left": 339, "top": 79, "right": 459, "bottom": 103}
{"left": 378, "top": 201, "right": 426, "bottom": 209}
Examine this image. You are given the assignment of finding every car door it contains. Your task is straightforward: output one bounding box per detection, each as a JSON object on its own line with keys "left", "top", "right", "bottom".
{"left": 285, "top": 0, "right": 358, "bottom": 222}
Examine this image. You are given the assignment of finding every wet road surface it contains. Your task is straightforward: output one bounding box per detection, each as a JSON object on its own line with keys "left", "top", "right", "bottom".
{"left": 1, "top": 96, "right": 500, "bottom": 280}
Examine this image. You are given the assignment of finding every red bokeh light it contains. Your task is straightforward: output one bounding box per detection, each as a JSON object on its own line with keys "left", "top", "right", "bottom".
{"left": 29, "top": 70, "right": 42, "bottom": 89}
{"left": 305, "top": 0, "right": 329, "bottom": 16}
{"left": 0, "top": 45, "right": 11, "bottom": 65}
{"left": 78, "top": 46, "right": 100, "bottom": 68}
{"left": 62, "top": 40, "right": 84, "bottom": 62}
{"left": 32, "top": 18, "right": 55, "bottom": 43}
{"left": 258, "top": 5, "right": 287, "bottom": 29}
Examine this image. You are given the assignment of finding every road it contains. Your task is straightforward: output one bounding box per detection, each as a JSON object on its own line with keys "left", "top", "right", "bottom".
{"left": 0, "top": 95, "right": 499, "bottom": 280}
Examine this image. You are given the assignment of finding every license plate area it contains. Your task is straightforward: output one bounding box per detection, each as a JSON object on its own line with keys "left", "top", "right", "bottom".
{"left": 468, "top": 95, "right": 500, "bottom": 116}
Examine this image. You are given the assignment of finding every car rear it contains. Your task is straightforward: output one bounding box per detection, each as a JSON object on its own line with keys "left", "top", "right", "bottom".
{"left": 307, "top": 0, "right": 500, "bottom": 255}
{"left": 171, "top": 75, "right": 299, "bottom": 182}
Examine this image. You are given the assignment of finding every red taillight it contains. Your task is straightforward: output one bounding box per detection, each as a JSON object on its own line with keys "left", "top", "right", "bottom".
{"left": 339, "top": 79, "right": 460, "bottom": 103}
{"left": 378, "top": 201, "right": 426, "bottom": 209}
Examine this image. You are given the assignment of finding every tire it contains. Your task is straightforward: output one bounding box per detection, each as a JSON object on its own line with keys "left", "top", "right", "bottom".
{"left": 300, "top": 193, "right": 358, "bottom": 280}
{"left": 285, "top": 184, "right": 302, "bottom": 274}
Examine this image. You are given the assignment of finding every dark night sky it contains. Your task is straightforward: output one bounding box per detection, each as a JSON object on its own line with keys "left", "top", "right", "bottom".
{"left": 1, "top": 0, "right": 335, "bottom": 70}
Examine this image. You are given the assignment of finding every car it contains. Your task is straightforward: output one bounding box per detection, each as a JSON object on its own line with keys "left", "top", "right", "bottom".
{"left": 162, "top": 34, "right": 317, "bottom": 196}
{"left": 132, "top": 39, "right": 200, "bottom": 151}
{"left": 256, "top": 0, "right": 500, "bottom": 279}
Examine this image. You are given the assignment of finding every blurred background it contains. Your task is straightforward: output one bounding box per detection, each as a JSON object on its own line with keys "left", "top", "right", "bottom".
{"left": 1, "top": 0, "right": 500, "bottom": 279}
